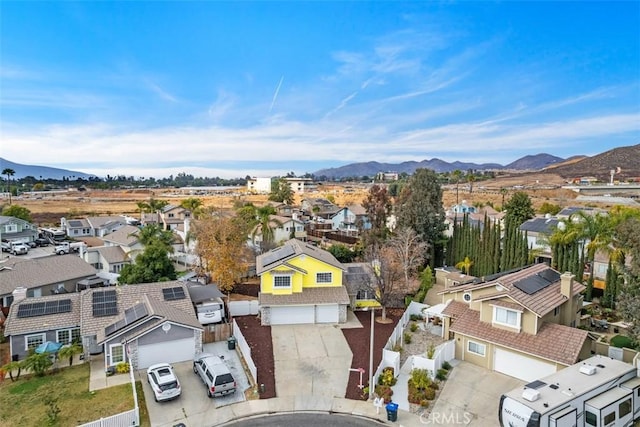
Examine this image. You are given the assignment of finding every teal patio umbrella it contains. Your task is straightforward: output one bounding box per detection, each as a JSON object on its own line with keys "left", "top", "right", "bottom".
{"left": 35, "top": 341, "right": 63, "bottom": 354}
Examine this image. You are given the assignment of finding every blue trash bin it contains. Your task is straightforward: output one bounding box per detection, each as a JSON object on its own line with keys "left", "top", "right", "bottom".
{"left": 386, "top": 402, "right": 399, "bottom": 421}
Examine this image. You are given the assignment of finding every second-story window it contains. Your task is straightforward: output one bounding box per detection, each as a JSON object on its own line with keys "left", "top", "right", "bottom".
{"left": 316, "top": 272, "right": 332, "bottom": 284}
{"left": 493, "top": 306, "right": 520, "bottom": 328}
{"left": 273, "top": 275, "right": 291, "bottom": 288}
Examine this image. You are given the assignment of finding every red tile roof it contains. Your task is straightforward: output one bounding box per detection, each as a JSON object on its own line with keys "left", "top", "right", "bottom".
{"left": 450, "top": 308, "right": 588, "bottom": 366}
{"left": 441, "top": 300, "right": 468, "bottom": 319}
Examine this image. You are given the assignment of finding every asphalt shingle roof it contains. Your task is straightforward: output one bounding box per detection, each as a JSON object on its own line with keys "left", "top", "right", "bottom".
{"left": 259, "top": 286, "right": 350, "bottom": 306}
{"left": 4, "top": 293, "right": 81, "bottom": 336}
{"left": 100, "top": 225, "right": 140, "bottom": 246}
{"left": 256, "top": 238, "right": 345, "bottom": 274}
{"left": 0, "top": 255, "right": 98, "bottom": 295}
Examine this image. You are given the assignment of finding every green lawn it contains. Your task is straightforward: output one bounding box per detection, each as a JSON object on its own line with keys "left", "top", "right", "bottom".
{"left": 0, "top": 363, "right": 150, "bottom": 426}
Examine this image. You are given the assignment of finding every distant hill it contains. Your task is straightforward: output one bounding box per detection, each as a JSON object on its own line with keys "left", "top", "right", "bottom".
{"left": 504, "top": 153, "right": 564, "bottom": 170}
{"left": 313, "top": 154, "right": 558, "bottom": 179}
{"left": 543, "top": 144, "right": 640, "bottom": 181}
{"left": 0, "top": 158, "right": 96, "bottom": 180}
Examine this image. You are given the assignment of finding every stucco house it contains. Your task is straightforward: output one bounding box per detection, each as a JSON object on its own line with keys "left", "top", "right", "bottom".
{"left": 0, "top": 215, "right": 38, "bottom": 245}
{"left": 81, "top": 246, "right": 131, "bottom": 284}
{"left": 257, "top": 239, "right": 349, "bottom": 325}
{"left": 0, "top": 255, "right": 102, "bottom": 311}
{"left": 343, "top": 262, "right": 381, "bottom": 310}
{"left": 300, "top": 198, "right": 340, "bottom": 219}
{"left": 4, "top": 281, "right": 203, "bottom": 370}
{"left": 250, "top": 215, "right": 307, "bottom": 250}
{"left": 61, "top": 215, "right": 127, "bottom": 238}
{"left": 159, "top": 205, "right": 191, "bottom": 231}
{"left": 100, "top": 225, "right": 145, "bottom": 260}
{"left": 519, "top": 215, "right": 560, "bottom": 263}
{"left": 330, "top": 204, "right": 371, "bottom": 234}
{"left": 437, "top": 263, "right": 591, "bottom": 382}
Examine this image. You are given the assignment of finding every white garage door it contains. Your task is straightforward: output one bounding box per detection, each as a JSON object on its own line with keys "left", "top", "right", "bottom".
{"left": 270, "top": 306, "right": 315, "bottom": 325}
{"left": 494, "top": 347, "right": 556, "bottom": 382}
{"left": 315, "top": 304, "right": 339, "bottom": 323}
{"left": 137, "top": 337, "right": 195, "bottom": 369}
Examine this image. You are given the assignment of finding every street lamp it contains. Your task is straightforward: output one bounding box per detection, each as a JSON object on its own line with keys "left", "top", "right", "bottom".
{"left": 365, "top": 306, "right": 376, "bottom": 400}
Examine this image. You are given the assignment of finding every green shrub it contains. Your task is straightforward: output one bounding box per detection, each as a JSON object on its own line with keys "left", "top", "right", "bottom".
{"left": 423, "top": 386, "right": 436, "bottom": 400}
{"left": 404, "top": 332, "right": 412, "bottom": 344}
{"left": 115, "top": 362, "right": 130, "bottom": 374}
{"left": 441, "top": 361, "right": 452, "bottom": 371}
{"left": 378, "top": 367, "right": 397, "bottom": 386}
{"left": 410, "top": 368, "right": 431, "bottom": 390}
{"left": 410, "top": 322, "right": 419, "bottom": 332}
{"left": 610, "top": 335, "right": 635, "bottom": 349}
{"left": 392, "top": 343, "right": 403, "bottom": 352}
{"left": 436, "top": 368, "right": 448, "bottom": 381}
{"left": 410, "top": 313, "right": 424, "bottom": 321}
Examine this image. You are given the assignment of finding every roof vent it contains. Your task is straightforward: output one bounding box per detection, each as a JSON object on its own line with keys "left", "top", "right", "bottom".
{"left": 580, "top": 365, "right": 597, "bottom": 376}
{"left": 522, "top": 389, "right": 540, "bottom": 402}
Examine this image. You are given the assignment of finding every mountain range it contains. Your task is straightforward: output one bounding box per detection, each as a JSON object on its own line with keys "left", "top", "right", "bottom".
{"left": 0, "top": 158, "right": 97, "bottom": 180}
{"left": 2, "top": 144, "right": 638, "bottom": 181}
{"left": 313, "top": 145, "right": 640, "bottom": 180}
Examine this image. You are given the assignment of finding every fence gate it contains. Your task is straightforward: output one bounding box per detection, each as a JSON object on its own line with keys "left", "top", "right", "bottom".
{"left": 202, "top": 323, "right": 232, "bottom": 343}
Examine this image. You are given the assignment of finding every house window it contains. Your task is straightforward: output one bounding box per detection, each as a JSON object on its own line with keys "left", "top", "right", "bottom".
{"left": 554, "top": 307, "right": 560, "bottom": 316}
{"left": 110, "top": 344, "right": 124, "bottom": 365}
{"left": 316, "top": 272, "right": 332, "bottom": 284}
{"left": 5, "top": 224, "right": 18, "bottom": 233}
{"left": 356, "top": 290, "right": 374, "bottom": 300}
{"left": 493, "top": 307, "right": 520, "bottom": 328}
{"left": 467, "top": 340, "right": 485, "bottom": 356}
{"left": 57, "top": 328, "right": 81, "bottom": 344}
{"left": 27, "top": 288, "right": 42, "bottom": 298}
{"left": 273, "top": 275, "right": 291, "bottom": 288}
{"left": 26, "top": 333, "right": 46, "bottom": 351}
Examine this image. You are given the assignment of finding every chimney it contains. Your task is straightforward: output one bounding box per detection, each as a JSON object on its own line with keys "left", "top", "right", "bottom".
{"left": 561, "top": 272, "right": 574, "bottom": 299}
{"left": 12, "top": 286, "right": 27, "bottom": 303}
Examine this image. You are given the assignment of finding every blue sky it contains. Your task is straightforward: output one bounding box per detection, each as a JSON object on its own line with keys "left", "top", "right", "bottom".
{"left": 1, "top": 1, "right": 639, "bottom": 179}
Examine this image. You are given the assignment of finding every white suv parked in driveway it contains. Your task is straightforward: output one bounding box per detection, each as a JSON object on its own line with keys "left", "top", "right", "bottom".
{"left": 146, "top": 363, "right": 181, "bottom": 402}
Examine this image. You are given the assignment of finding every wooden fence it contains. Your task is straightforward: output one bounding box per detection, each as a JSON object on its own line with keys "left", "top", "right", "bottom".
{"left": 202, "top": 323, "right": 232, "bottom": 344}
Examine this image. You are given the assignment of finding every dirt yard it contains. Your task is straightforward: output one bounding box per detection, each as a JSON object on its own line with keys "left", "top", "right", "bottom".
{"left": 11, "top": 172, "right": 589, "bottom": 227}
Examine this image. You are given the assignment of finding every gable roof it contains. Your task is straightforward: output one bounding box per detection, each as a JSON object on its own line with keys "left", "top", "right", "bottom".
{"left": 0, "top": 255, "right": 98, "bottom": 295}
{"left": 519, "top": 216, "right": 559, "bottom": 234}
{"left": 101, "top": 225, "right": 141, "bottom": 246}
{"left": 256, "top": 238, "right": 345, "bottom": 274}
{"left": 86, "top": 216, "right": 126, "bottom": 229}
{"left": 4, "top": 293, "right": 81, "bottom": 336}
{"left": 80, "top": 281, "right": 198, "bottom": 338}
{"left": 450, "top": 307, "right": 588, "bottom": 366}
{"left": 88, "top": 246, "right": 128, "bottom": 264}
{"left": 0, "top": 215, "right": 33, "bottom": 227}
{"left": 96, "top": 293, "right": 201, "bottom": 344}
{"left": 439, "top": 263, "right": 585, "bottom": 317}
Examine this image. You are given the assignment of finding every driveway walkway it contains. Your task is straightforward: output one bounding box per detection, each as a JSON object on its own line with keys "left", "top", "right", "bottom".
{"left": 271, "top": 324, "right": 353, "bottom": 398}
{"left": 427, "top": 360, "right": 525, "bottom": 426}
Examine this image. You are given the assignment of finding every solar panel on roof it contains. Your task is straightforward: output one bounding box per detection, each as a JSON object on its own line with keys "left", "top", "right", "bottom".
{"left": 162, "top": 287, "right": 186, "bottom": 301}
{"left": 513, "top": 274, "right": 552, "bottom": 295}
{"left": 261, "top": 245, "right": 295, "bottom": 267}
{"left": 16, "top": 299, "right": 73, "bottom": 318}
{"left": 538, "top": 268, "right": 561, "bottom": 284}
{"left": 104, "top": 303, "right": 148, "bottom": 337}
{"left": 92, "top": 290, "right": 117, "bottom": 317}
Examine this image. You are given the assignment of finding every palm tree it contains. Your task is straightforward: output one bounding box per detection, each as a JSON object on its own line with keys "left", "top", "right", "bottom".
{"left": 2, "top": 168, "right": 15, "bottom": 204}
{"left": 467, "top": 174, "right": 476, "bottom": 193}
{"left": 252, "top": 206, "right": 281, "bottom": 252}
{"left": 58, "top": 343, "right": 83, "bottom": 366}
{"left": 574, "top": 212, "right": 613, "bottom": 301}
{"left": 455, "top": 256, "right": 474, "bottom": 275}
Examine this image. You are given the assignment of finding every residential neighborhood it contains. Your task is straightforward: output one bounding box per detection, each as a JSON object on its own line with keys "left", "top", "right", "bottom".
{"left": 1, "top": 167, "right": 639, "bottom": 427}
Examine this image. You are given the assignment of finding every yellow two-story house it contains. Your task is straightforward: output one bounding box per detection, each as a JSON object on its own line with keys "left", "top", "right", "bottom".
{"left": 438, "top": 263, "right": 592, "bottom": 382}
{"left": 257, "top": 239, "right": 349, "bottom": 325}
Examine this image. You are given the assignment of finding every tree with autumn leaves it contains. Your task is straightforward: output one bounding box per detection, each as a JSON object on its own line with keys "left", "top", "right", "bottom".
{"left": 190, "top": 214, "right": 254, "bottom": 293}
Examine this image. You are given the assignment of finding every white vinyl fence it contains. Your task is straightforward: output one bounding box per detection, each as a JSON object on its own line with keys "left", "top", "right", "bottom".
{"left": 78, "top": 360, "right": 139, "bottom": 427}
{"left": 405, "top": 340, "right": 455, "bottom": 378}
{"left": 229, "top": 300, "right": 259, "bottom": 316}
{"left": 232, "top": 319, "right": 258, "bottom": 385}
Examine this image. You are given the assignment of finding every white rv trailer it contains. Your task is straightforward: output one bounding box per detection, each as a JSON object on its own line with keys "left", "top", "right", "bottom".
{"left": 499, "top": 355, "right": 639, "bottom": 427}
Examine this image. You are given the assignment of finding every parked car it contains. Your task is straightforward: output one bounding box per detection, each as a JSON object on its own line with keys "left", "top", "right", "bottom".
{"left": 193, "top": 353, "right": 236, "bottom": 398}
{"left": 34, "top": 237, "right": 50, "bottom": 247}
{"left": 146, "top": 363, "right": 181, "bottom": 402}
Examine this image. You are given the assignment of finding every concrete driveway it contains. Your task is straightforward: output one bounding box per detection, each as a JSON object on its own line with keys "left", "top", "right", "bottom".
{"left": 142, "top": 342, "right": 251, "bottom": 427}
{"left": 427, "top": 361, "right": 525, "bottom": 426}
{"left": 271, "top": 324, "right": 353, "bottom": 398}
